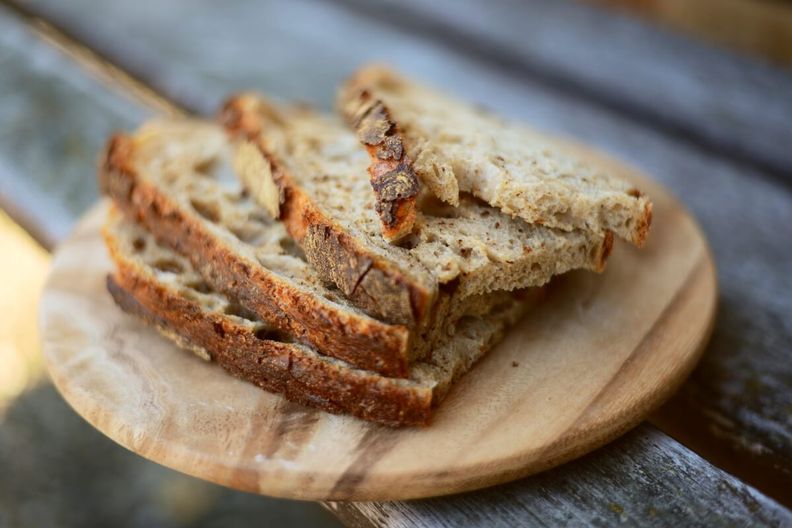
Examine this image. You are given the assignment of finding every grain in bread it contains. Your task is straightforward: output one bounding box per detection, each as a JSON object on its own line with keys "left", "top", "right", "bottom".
{"left": 104, "top": 210, "right": 537, "bottom": 426}
{"left": 339, "top": 65, "right": 652, "bottom": 246}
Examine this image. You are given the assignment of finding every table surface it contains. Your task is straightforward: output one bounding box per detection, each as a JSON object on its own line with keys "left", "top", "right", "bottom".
{"left": 1, "top": 0, "right": 791, "bottom": 526}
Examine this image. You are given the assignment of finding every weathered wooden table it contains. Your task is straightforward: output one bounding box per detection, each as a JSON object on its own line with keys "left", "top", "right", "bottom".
{"left": 2, "top": 0, "right": 790, "bottom": 525}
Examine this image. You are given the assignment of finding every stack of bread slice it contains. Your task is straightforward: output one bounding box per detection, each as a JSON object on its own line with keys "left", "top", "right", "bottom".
{"left": 99, "top": 66, "right": 651, "bottom": 426}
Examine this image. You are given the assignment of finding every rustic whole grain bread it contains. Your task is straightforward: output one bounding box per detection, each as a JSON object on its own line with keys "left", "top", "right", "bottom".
{"left": 104, "top": 210, "right": 537, "bottom": 426}
{"left": 339, "top": 65, "right": 652, "bottom": 247}
{"left": 220, "top": 94, "right": 613, "bottom": 330}
{"left": 98, "top": 119, "right": 415, "bottom": 377}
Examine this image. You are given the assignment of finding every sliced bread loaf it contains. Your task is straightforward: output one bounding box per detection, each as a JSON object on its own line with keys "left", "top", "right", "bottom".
{"left": 220, "top": 94, "right": 613, "bottom": 329}
{"left": 98, "top": 119, "right": 413, "bottom": 377}
{"left": 104, "top": 209, "right": 537, "bottom": 426}
{"left": 339, "top": 65, "right": 652, "bottom": 247}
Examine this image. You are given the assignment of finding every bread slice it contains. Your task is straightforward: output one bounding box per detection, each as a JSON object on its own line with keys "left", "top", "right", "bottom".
{"left": 104, "top": 210, "right": 538, "bottom": 426}
{"left": 339, "top": 65, "right": 652, "bottom": 247}
{"left": 98, "top": 119, "right": 416, "bottom": 377}
{"left": 220, "top": 94, "right": 613, "bottom": 329}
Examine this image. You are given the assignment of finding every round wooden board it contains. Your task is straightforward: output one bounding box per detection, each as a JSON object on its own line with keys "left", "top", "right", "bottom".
{"left": 39, "top": 153, "right": 716, "bottom": 501}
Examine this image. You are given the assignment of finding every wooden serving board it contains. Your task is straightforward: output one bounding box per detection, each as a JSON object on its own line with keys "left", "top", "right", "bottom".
{"left": 39, "top": 152, "right": 716, "bottom": 501}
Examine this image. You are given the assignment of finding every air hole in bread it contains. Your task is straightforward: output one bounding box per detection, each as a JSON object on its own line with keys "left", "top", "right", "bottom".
{"left": 420, "top": 196, "right": 459, "bottom": 218}
{"left": 162, "top": 171, "right": 178, "bottom": 185}
{"left": 229, "top": 224, "right": 261, "bottom": 245}
{"left": 224, "top": 302, "right": 259, "bottom": 321}
{"left": 531, "top": 263, "right": 541, "bottom": 272}
{"left": 153, "top": 258, "right": 184, "bottom": 274}
{"left": 321, "top": 282, "right": 343, "bottom": 301}
{"left": 132, "top": 238, "right": 146, "bottom": 252}
{"left": 278, "top": 237, "right": 304, "bottom": 259}
{"left": 249, "top": 211, "right": 272, "bottom": 226}
{"left": 212, "top": 322, "right": 226, "bottom": 338}
{"left": 223, "top": 190, "right": 243, "bottom": 204}
{"left": 194, "top": 158, "right": 218, "bottom": 177}
{"left": 190, "top": 199, "right": 221, "bottom": 223}
{"left": 455, "top": 316, "right": 477, "bottom": 339}
{"left": 394, "top": 233, "right": 419, "bottom": 250}
{"left": 254, "top": 327, "right": 278, "bottom": 341}
{"left": 180, "top": 289, "right": 199, "bottom": 302}
{"left": 185, "top": 279, "right": 212, "bottom": 294}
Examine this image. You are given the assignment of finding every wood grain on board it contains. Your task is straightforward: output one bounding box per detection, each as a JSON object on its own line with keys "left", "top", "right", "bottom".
{"left": 9, "top": 0, "right": 792, "bottom": 504}
{"left": 41, "top": 152, "right": 716, "bottom": 500}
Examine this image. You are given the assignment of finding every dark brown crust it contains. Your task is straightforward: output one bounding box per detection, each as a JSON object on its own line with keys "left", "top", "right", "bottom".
{"left": 105, "top": 274, "right": 433, "bottom": 427}
{"left": 343, "top": 93, "right": 419, "bottom": 242}
{"left": 301, "top": 224, "right": 416, "bottom": 327}
{"left": 598, "top": 231, "right": 615, "bottom": 272}
{"left": 627, "top": 188, "right": 652, "bottom": 247}
{"left": 339, "top": 72, "right": 421, "bottom": 243}
{"left": 219, "top": 95, "right": 436, "bottom": 329}
{"left": 99, "top": 133, "right": 412, "bottom": 378}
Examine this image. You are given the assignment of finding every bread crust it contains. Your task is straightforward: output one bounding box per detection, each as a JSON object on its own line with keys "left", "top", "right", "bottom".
{"left": 627, "top": 188, "right": 654, "bottom": 247}
{"left": 106, "top": 274, "right": 434, "bottom": 427}
{"left": 341, "top": 90, "right": 419, "bottom": 242}
{"left": 99, "top": 133, "right": 413, "bottom": 378}
{"left": 220, "top": 96, "right": 436, "bottom": 328}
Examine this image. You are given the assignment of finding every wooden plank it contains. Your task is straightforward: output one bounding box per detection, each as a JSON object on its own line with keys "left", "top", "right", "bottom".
{"left": 590, "top": 0, "right": 792, "bottom": 66}
{"left": 330, "top": 0, "right": 792, "bottom": 181}
{"left": 0, "top": 4, "right": 154, "bottom": 247}
{"left": 8, "top": 0, "right": 792, "bottom": 504}
{"left": 325, "top": 425, "right": 792, "bottom": 527}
